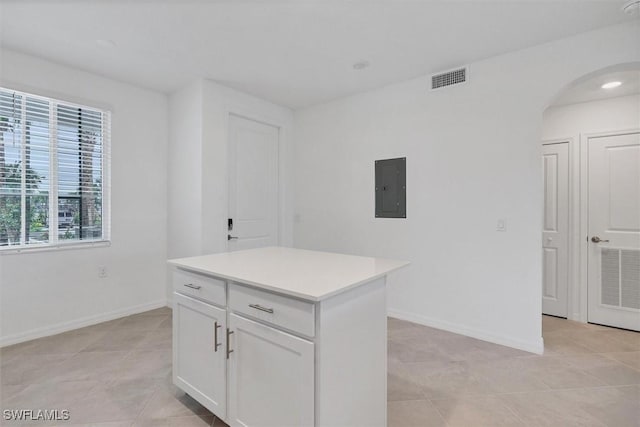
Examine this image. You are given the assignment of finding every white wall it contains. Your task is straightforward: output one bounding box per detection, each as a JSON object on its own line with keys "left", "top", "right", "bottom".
{"left": 293, "top": 22, "right": 640, "bottom": 353}
{"left": 200, "top": 81, "right": 295, "bottom": 255}
{"left": 167, "top": 79, "right": 294, "bottom": 298}
{"left": 542, "top": 94, "right": 640, "bottom": 322}
{"left": 168, "top": 80, "right": 204, "bottom": 259}
{"left": 0, "top": 49, "right": 169, "bottom": 346}
{"left": 543, "top": 95, "right": 640, "bottom": 140}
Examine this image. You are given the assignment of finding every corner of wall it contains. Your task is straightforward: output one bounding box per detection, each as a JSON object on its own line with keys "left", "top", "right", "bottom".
{"left": 1, "top": 299, "right": 168, "bottom": 348}
{"left": 388, "top": 308, "right": 544, "bottom": 354}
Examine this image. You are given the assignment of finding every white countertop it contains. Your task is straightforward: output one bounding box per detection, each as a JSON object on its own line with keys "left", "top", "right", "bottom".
{"left": 168, "top": 247, "right": 409, "bottom": 301}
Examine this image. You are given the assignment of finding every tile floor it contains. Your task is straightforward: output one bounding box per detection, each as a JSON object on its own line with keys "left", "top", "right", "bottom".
{"left": 1, "top": 310, "right": 638, "bottom": 426}
{"left": 388, "top": 315, "right": 639, "bottom": 427}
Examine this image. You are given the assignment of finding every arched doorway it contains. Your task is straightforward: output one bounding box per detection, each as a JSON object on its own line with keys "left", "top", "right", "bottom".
{"left": 540, "top": 64, "right": 640, "bottom": 334}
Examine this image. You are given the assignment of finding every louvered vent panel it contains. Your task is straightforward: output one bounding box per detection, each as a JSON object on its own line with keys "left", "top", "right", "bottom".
{"left": 431, "top": 67, "right": 467, "bottom": 90}
{"left": 601, "top": 248, "right": 620, "bottom": 307}
{"left": 621, "top": 249, "right": 640, "bottom": 310}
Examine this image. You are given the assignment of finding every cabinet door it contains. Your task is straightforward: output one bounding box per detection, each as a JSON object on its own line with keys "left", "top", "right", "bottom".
{"left": 173, "top": 292, "right": 226, "bottom": 418}
{"left": 228, "top": 313, "right": 314, "bottom": 427}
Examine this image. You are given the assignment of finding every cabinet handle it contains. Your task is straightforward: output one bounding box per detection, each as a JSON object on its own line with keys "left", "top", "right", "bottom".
{"left": 214, "top": 321, "right": 222, "bottom": 352}
{"left": 248, "top": 304, "right": 274, "bottom": 314}
{"left": 184, "top": 283, "right": 201, "bottom": 290}
{"left": 226, "top": 328, "right": 234, "bottom": 359}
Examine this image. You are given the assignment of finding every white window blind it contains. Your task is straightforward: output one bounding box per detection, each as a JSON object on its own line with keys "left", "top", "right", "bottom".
{"left": 0, "top": 87, "right": 111, "bottom": 251}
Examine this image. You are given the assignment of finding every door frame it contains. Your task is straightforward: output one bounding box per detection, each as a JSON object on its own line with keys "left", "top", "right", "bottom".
{"left": 542, "top": 138, "right": 575, "bottom": 320}
{"left": 224, "top": 107, "right": 290, "bottom": 252}
{"left": 579, "top": 128, "right": 640, "bottom": 324}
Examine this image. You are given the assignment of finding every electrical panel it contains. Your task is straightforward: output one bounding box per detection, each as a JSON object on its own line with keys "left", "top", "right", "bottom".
{"left": 375, "top": 157, "right": 406, "bottom": 218}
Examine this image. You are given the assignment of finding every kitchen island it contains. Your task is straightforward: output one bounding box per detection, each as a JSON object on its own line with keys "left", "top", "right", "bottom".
{"left": 169, "top": 246, "right": 409, "bottom": 427}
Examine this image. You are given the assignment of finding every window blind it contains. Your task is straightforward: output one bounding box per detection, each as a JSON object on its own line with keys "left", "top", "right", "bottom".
{"left": 0, "top": 87, "right": 111, "bottom": 251}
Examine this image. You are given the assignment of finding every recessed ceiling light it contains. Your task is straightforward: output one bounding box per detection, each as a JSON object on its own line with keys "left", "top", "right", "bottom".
{"left": 601, "top": 81, "right": 622, "bottom": 89}
{"left": 353, "top": 61, "right": 370, "bottom": 70}
{"left": 96, "top": 39, "right": 116, "bottom": 49}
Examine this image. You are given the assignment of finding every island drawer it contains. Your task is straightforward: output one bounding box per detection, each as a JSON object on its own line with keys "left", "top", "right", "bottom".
{"left": 173, "top": 268, "right": 226, "bottom": 307}
{"left": 228, "top": 283, "right": 315, "bottom": 337}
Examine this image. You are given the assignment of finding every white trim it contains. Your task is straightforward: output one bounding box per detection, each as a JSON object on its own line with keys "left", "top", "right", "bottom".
{"left": 102, "top": 111, "right": 112, "bottom": 243}
{"left": 0, "top": 80, "right": 114, "bottom": 113}
{"left": 0, "top": 239, "right": 111, "bottom": 255}
{"left": 541, "top": 139, "right": 571, "bottom": 146}
{"left": 583, "top": 128, "right": 640, "bottom": 140}
{"left": 0, "top": 298, "right": 168, "bottom": 347}
{"left": 388, "top": 308, "right": 544, "bottom": 354}
{"left": 579, "top": 132, "right": 590, "bottom": 323}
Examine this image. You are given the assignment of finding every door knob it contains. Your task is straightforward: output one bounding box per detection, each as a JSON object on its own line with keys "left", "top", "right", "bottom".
{"left": 591, "top": 236, "right": 610, "bottom": 243}
{"left": 228, "top": 234, "right": 238, "bottom": 241}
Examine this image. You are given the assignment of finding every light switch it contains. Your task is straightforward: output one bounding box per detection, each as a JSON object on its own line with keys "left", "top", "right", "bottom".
{"left": 496, "top": 219, "right": 507, "bottom": 232}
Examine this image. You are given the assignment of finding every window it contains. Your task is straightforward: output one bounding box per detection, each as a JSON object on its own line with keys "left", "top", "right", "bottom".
{"left": 0, "top": 88, "right": 110, "bottom": 251}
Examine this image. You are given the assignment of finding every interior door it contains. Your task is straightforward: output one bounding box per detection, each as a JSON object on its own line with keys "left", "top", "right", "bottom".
{"left": 587, "top": 132, "right": 640, "bottom": 331}
{"left": 228, "top": 114, "right": 279, "bottom": 251}
{"left": 173, "top": 293, "right": 227, "bottom": 417}
{"left": 542, "top": 142, "right": 569, "bottom": 317}
{"left": 227, "top": 313, "right": 314, "bottom": 427}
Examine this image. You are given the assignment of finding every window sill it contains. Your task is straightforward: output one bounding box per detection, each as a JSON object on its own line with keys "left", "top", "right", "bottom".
{"left": 0, "top": 240, "right": 111, "bottom": 255}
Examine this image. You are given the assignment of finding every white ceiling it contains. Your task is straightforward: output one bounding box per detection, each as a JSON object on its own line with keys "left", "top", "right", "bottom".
{"left": 552, "top": 69, "right": 640, "bottom": 106}
{"left": 0, "top": 1, "right": 634, "bottom": 109}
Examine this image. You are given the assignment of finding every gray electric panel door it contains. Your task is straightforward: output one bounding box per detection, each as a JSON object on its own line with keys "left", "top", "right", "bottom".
{"left": 375, "top": 157, "right": 406, "bottom": 218}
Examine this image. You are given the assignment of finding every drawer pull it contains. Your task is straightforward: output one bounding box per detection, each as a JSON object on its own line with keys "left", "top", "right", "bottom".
{"left": 249, "top": 304, "right": 274, "bottom": 314}
{"left": 214, "top": 321, "right": 222, "bottom": 352}
{"left": 184, "top": 283, "right": 202, "bottom": 290}
{"left": 226, "top": 328, "right": 234, "bottom": 359}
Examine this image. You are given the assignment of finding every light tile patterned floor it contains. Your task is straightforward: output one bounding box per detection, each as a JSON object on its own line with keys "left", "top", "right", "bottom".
{"left": 388, "top": 315, "right": 640, "bottom": 427}
{"left": 1, "top": 310, "right": 638, "bottom": 426}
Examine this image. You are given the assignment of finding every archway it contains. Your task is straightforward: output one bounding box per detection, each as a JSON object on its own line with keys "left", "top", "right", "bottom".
{"left": 540, "top": 63, "right": 640, "bottom": 346}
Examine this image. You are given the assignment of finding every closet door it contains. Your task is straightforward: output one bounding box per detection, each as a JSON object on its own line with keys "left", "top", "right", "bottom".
{"left": 542, "top": 142, "right": 569, "bottom": 318}
{"left": 587, "top": 132, "right": 640, "bottom": 331}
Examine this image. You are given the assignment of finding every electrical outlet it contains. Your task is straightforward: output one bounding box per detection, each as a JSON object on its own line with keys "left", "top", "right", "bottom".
{"left": 98, "top": 265, "right": 108, "bottom": 278}
{"left": 496, "top": 219, "right": 507, "bottom": 232}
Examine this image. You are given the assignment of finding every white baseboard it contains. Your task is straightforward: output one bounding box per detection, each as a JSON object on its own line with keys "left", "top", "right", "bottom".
{"left": 0, "top": 298, "right": 169, "bottom": 348}
{"left": 387, "top": 308, "right": 544, "bottom": 355}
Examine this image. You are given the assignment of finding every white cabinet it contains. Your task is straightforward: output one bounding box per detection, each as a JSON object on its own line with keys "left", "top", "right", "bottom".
{"left": 173, "top": 268, "right": 226, "bottom": 306}
{"left": 173, "top": 281, "right": 314, "bottom": 427}
{"left": 228, "top": 283, "right": 315, "bottom": 337}
{"left": 227, "top": 313, "right": 314, "bottom": 427}
{"left": 173, "top": 292, "right": 227, "bottom": 419}
{"left": 170, "top": 247, "right": 406, "bottom": 427}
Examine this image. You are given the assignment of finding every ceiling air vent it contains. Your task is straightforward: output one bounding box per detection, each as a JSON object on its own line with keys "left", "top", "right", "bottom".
{"left": 431, "top": 67, "right": 468, "bottom": 90}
